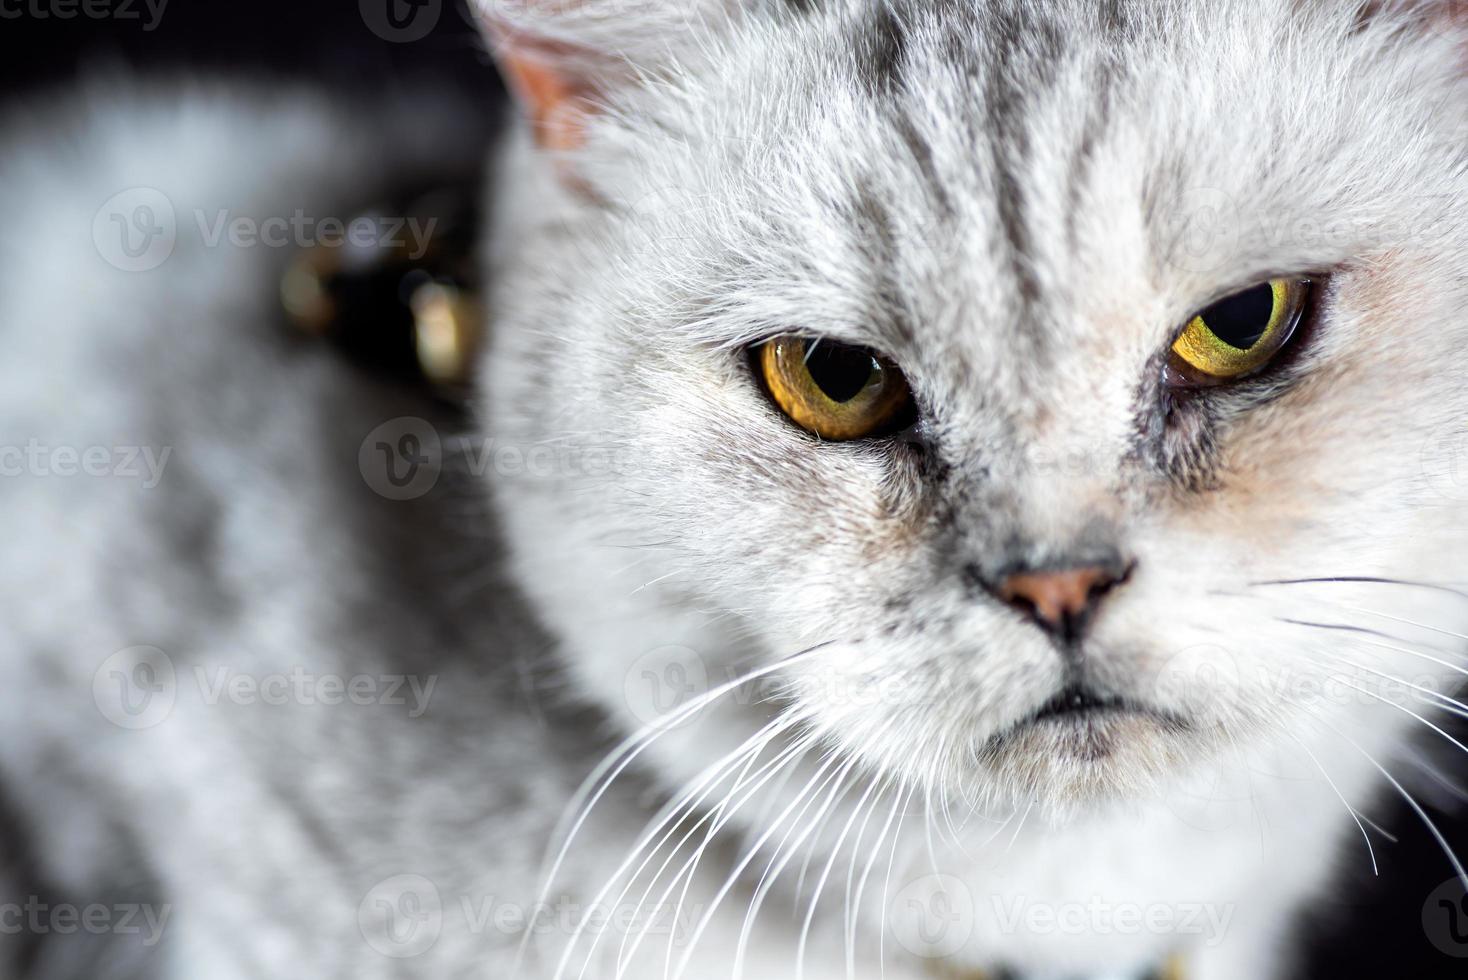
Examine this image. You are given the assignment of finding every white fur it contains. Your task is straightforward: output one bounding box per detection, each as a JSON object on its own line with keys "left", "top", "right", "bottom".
{"left": 480, "top": 1, "right": 1468, "bottom": 977}
{"left": 0, "top": 2, "right": 1464, "bottom": 979}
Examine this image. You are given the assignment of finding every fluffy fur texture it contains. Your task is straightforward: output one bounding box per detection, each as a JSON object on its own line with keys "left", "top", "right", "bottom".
{"left": 0, "top": 1, "right": 1465, "bottom": 978}
{"left": 482, "top": 0, "right": 1468, "bottom": 976}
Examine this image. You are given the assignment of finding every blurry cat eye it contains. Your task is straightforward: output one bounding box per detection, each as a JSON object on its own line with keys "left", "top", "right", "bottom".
{"left": 756, "top": 336, "right": 915, "bottom": 440}
{"left": 1169, "top": 277, "right": 1312, "bottom": 383}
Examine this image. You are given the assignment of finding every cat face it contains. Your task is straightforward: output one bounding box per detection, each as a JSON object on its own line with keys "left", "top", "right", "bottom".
{"left": 479, "top": 0, "right": 1468, "bottom": 820}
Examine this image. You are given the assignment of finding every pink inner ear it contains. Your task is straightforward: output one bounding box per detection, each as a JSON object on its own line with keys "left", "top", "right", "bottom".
{"left": 483, "top": 19, "right": 597, "bottom": 153}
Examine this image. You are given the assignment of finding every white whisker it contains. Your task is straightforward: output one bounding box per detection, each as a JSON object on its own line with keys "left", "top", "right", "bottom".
{"left": 1308, "top": 709, "right": 1468, "bottom": 892}
{"left": 878, "top": 781, "right": 917, "bottom": 980}
{"left": 649, "top": 732, "right": 822, "bottom": 979}
{"left": 521, "top": 640, "right": 842, "bottom": 976}
{"left": 603, "top": 716, "right": 812, "bottom": 978}
{"left": 569, "top": 716, "right": 805, "bottom": 980}
{"left": 729, "top": 748, "right": 860, "bottom": 980}
{"left": 795, "top": 768, "right": 887, "bottom": 980}
{"left": 679, "top": 743, "right": 851, "bottom": 980}
{"left": 1286, "top": 731, "right": 1378, "bottom": 875}
{"left": 845, "top": 777, "right": 904, "bottom": 979}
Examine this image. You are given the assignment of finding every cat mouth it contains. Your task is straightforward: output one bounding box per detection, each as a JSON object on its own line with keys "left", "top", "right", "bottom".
{"left": 978, "top": 683, "right": 1197, "bottom": 793}
{"left": 996, "top": 683, "right": 1188, "bottom": 742}
{"left": 1031, "top": 685, "right": 1138, "bottom": 723}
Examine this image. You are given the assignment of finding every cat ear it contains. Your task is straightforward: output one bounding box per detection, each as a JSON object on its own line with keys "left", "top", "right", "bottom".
{"left": 477, "top": 2, "right": 723, "bottom": 155}
{"left": 480, "top": 13, "right": 598, "bottom": 154}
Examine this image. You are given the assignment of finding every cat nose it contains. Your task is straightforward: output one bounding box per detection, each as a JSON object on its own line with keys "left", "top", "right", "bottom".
{"left": 993, "top": 563, "right": 1130, "bottom": 643}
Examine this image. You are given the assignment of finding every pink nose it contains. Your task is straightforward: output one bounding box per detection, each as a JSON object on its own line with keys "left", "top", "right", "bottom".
{"left": 996, "top": 566, "right": 1124, "bottom": 637}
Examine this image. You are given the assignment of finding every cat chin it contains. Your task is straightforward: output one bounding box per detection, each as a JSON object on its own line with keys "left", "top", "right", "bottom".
{"left": 972, "top": 713, "right": 1199, "bottom": 819}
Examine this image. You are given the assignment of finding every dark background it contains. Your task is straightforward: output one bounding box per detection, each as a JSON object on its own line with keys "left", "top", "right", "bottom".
{"left": 0, "top": 0, "right": 502, "bottom": 105}
{"left": 3, "top": 2, "right": 1467, "bottom": 977}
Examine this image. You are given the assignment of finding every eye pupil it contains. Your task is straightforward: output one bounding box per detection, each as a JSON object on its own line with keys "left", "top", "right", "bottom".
{"left": 805, "top": 343, "right": 880, "bottom": 402}
{"left": 756, "top": 336, "right": 915, "bottom": 440}
{"left": 1198, "top": 283, "right": 1276, "bottom": 350}
{"left": 1169, "top": 277, "right": 1311, "bottom": 385}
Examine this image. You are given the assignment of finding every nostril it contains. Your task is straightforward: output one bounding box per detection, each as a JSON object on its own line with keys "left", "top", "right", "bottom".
{"left": 991, "top": 562, "right": 1132, "bottom": 641}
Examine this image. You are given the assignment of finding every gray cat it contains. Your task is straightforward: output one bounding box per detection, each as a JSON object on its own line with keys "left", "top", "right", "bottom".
{"left": 1, "top": 1, "right": 1466, "bottom": 978}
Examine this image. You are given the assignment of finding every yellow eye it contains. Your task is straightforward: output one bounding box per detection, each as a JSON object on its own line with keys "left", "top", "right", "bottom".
{"left": 1170, "top": 278, "right": 1312, "bottom": 382}
{"left": 757, "top": 336, "right": 915, "bottom": 440}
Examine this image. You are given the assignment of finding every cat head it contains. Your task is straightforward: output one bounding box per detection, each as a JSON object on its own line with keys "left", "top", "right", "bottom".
{"left": 474, "top": 0, "right": 1468, "bottom": 822}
